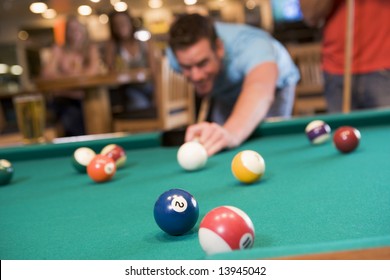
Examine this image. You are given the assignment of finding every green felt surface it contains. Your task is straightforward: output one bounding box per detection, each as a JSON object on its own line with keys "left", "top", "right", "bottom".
{"left": 0, "top": 109, "right": 390, "bottom": 260}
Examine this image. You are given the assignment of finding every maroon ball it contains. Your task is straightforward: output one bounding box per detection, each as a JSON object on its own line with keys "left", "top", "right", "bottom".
{"left": 100, "top": 144, "right": 126, "bottom": 168}
{"left": 333, "top": 126, "right": 361, "bottom": 153}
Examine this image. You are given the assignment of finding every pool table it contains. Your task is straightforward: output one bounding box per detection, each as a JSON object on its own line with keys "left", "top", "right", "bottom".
{"left": 0, "top": 109, "right": 389, "bottom": 260}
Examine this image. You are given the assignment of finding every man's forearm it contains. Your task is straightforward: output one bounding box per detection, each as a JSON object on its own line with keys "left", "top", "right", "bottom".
{"left": 223, "top": 95, "right": 272, "bottom": 148}
{"left": 223, "top": 63, "right": 277, "bottom": 148}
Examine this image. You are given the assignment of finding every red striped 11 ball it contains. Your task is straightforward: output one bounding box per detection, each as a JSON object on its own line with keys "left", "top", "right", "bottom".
{"left": 305, "top": 120, "right": 331, "bottom": 144}
{"left": 154, "top": 189, "right": 199, "bottom": 235}
{"left": 100, "top": 144, "right": 127, "bottom": 168}
{"left": 0, "top": 159, "right": 14, "bottom": 186}
{"left": 198, "top": 206, "right": 255, "bottom": 255}
{"left": 333, "top": 126, "right": 361, "bottom": 153}
{"left": 87, "top": 154, "right": 116, "bottom": 182}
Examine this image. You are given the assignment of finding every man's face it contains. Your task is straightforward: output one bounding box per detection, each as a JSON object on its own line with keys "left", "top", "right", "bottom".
{"left": 174, "top": 38, "right": 224, "bottom": 96}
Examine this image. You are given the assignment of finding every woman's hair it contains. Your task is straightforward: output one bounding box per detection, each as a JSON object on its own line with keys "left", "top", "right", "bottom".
{"left": 169, "top": 13, "right": 218, "bottom": 52}
{"left": 108, "top": 10, "right": 137, "bottom": 42}
{"left": 64, "top": 15, "right": 90, "bottom": 49}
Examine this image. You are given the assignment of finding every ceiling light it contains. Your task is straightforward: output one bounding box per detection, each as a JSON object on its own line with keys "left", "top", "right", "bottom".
{"left": 0, "top": 64, "right": 9, "bottom": 74}
{"left": 148, "top": 0, "right": 163, "bottom": 9}
{"left": 184, "top": 0, "right": 197, "bottom": 5}
{"left": 29, "top": 2, "right": 48, "bottom": 14}
{"left": 78, "top": 5, "right": 92, "bottom": 16}
{"left": 42, "top": 8, "right": 57, "bottom": 19}
{"left": 134, "top": 30, "right": 151, "bottom": 42}
{"left": 114, "top": 1, "right": 128, "bottom": 12}
{"left": 110, "top": 0, "right": 120, "bottom": 5}
{"left": 18, "top": 30, "right": 29, "bottom": 41}
{"left": 10, "top": 65, "right": 23, "bottom": 75}
{"left": 99, "top": 14, "right": 109, "bottom": 24}
{"left": 246, "top": 0, "right": 257, "bottom": 10}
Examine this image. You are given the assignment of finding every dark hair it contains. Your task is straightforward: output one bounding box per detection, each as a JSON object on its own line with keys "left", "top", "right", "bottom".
{"left": 108, "top": 11, "right": 136, "bottom": 42}
{"left": 168, "top": 13, "right": 218, "bottom": 52}
{"left": 64, "top": 15, "right": 90, "bottom": 52}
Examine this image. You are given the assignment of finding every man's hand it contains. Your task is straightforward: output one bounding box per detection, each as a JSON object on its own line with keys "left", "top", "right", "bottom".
{"left": 185, "top": 122, "right": 240, "bottom": 156}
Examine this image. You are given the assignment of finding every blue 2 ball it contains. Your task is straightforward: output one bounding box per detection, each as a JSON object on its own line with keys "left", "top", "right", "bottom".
{"left": 154, "top": 189, "right": 199, "bottom": 236}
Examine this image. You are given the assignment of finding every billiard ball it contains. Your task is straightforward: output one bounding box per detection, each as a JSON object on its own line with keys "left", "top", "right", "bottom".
{"left": 154, "top": 188, "right": 199, "bottom": 235}
{"left": 87, "top": 154, "right": 116, "bottom": 182}
{"left": 100, "top": 144, "right": 126, "bottom": 168}
{"left": 305, "top": 120, "right": 331, "bottom": 144}
{"left": 72, "top": 147, "right": 96, "bottom": 173}
{"left": 231, "top": 150, "right": 265, "bottom": 184}
{"left": 0, "top": 159, "right": 14, "bottom": 186}
{"left": 198, "top": 206, "right": 255, "bottom": 255}
{"left": 333, "top": 126, "right": 361, "bottom": 153}
{"left": 177, "top": 141, "right": 208, "bottom": 171}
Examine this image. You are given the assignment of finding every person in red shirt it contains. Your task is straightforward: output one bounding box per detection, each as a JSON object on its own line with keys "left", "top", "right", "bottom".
{"left": 299, "top": 0, "right": 390, "bottom": 112}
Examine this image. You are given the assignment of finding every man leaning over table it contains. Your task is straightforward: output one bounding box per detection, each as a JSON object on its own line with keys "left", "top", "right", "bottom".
{"left": 166, "top": 13, "right": 300, "bottom": 156}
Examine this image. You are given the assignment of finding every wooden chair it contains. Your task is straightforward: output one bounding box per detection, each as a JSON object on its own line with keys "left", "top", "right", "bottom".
{"left": 287, "top": 43, "right": 328, "bottom": 116}
{"left": 112, "top": 56, "right": 196, "bottom": 133}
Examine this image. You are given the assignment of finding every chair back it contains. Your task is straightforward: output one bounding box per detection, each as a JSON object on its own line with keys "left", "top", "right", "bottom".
{"left": 156, "top": 56, "right": 195, "bottom": 130}
{"left": 287, "top": 43, "right": 327, "bottom": 115}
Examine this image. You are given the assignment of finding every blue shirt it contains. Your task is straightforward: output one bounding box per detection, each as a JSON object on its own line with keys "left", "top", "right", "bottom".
{"left": 167, "top": 22, "right": 300, "bottom": 123}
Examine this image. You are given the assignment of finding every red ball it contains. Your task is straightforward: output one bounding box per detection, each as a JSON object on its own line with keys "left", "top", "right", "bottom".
{"left": 100, "top": 144, "right": 126, "bottom": 168}
{"left": 198, "top": 206, "right": 255, "bottom": 255}
{"left": 333, "top": 126, "right": 361, "bottom": 153}
{"left": 87, "top": 154, "right": 116, "bottom": 182}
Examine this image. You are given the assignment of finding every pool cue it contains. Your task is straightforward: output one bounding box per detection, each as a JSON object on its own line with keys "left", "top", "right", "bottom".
{"left": 342, "top": 0, "right": 355, "bottom": 113}
{"left": 197, "top": 96, "right": 210, "bottom": 123}
{"left": 189, "top": 96, "right": 210, "bottom": 143}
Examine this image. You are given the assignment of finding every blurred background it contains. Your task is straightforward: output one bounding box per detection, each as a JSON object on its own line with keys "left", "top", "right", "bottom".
{"left": 0, "top": 0, "right": 320, "bottom": 91}
{"left": 0, "top": 0, "right": 324, "bottom": 139}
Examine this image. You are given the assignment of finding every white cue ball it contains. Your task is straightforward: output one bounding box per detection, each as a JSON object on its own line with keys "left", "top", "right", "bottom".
{"left": 177, "top": 141, "right": 208, "bottom": 171}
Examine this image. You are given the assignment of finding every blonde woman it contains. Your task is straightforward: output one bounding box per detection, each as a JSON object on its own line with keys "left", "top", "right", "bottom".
{"left": 41, "top": 16, "right": 101, "bottom": 136}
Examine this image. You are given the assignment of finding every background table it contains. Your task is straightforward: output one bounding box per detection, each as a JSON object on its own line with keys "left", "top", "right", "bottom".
{"left": 0, "top": 109, "right": 389, "bottom": 260}
{"left": 34, "top": 69, "right": 151, "bottom": 134}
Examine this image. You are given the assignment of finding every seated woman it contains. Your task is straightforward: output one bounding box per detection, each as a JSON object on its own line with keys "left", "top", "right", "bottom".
{"left": 41, "top": 15, "right": 101, "bottom": 136}
{"left": 104, "top": 10, "right": 158, "bottom": 116}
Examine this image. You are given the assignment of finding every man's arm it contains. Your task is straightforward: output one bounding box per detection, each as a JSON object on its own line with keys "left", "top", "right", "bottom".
{"left": 299, "top": 0, "right": 335, "bottom": 27}
{"left": 186, "top": 62, "right": 278, "bottom": 156}
{"left": 223, "top": 62, "right": 277, "bottom": 146}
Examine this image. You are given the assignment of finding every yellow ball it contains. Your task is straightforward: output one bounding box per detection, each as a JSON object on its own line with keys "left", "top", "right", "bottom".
{"left": 231, "top": 150, "right": 265, "bottom": 184}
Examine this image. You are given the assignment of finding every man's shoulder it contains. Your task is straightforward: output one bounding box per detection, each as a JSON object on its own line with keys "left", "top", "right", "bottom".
{"left": 165, "top": 47, "right": 181, "bottom": 72}
{"left": 215, "top": 21, "right": 249, "bottom": 35}
{"left": 215, "top": 22, "right": 274, "bottom": 49}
